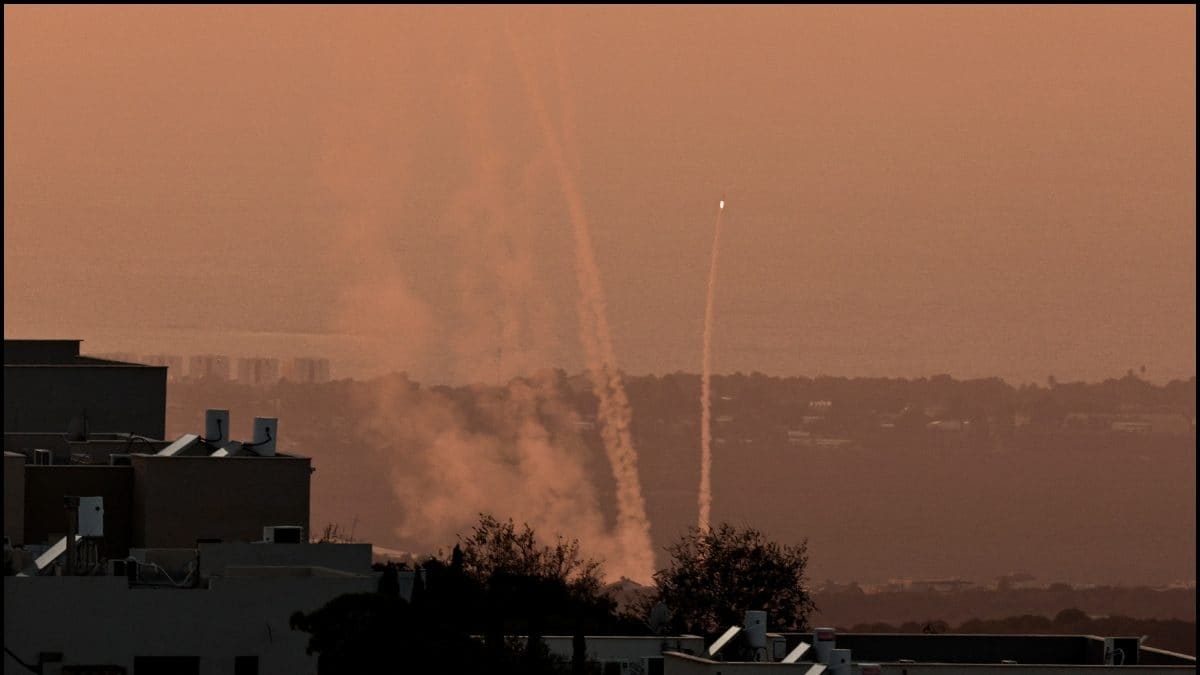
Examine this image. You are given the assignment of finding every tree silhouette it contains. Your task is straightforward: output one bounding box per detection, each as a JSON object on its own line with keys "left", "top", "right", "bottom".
{"left": 641, "top": 523, "right": 816, "bottom": 636}
{"left": 455, "top": 514, "right": 633, "bottom": 664}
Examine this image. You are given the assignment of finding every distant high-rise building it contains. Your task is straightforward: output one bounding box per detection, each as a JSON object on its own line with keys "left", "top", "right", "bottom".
{"left": 285, "top": 357, "right": 331, "bottom": 384}
{"left": 237, "top": 357, "right": 281, "bottom": 386}
{"left": 188, "top": 354, "right": 230, "bottom": 381}
{"left": 142, "top": 354, "right": 184, "bottom": 381}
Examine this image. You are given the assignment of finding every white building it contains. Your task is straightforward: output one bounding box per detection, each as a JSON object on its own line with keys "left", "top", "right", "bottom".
{"left": 237, "top": 357, "right": 281, "bottom": 387}
{"left": 188, "top": 355, "right": 231, "bottom": 381}
{"left": 283, "top": 358, "right": 330, "bottom": 384}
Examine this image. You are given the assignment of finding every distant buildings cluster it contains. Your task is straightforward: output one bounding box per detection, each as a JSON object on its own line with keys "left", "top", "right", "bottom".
{"left": 88, "top": 352, "right": 331, "bottom": 385}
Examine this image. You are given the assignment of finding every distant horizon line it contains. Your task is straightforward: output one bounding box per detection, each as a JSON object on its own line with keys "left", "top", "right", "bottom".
{"left": 169, "top": 367, "right": 1197, "bottom": 389}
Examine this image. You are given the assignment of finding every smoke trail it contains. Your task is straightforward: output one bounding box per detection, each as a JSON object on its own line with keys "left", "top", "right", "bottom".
{"left": 364, "top": 52, "right": 644, "bottom": 580}
{"left": 551, "top": 9, "right": 581, "bottom": 175}
{"left": 445, "top": 67, "right": 560, "bottom": 385}
{"left": 316, "top": 99, "right": 439, "bottom": 380}
{"left": 698, "top": 204, "right": 725, "bottom": 533}
{"left": 309, "top": 29, "right": 648, "bottom": 579}
{"left": 505, "top": 27, "right": 655, "bottom": 580}
{"left": 355, "top": 371, "right": 639, "bottom": 580}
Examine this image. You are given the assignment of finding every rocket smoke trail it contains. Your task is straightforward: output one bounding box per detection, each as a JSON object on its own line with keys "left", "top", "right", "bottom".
{"left": 698, "top": 202, "right": 725, "bottom": 533}
{"left": 506, "top": 28, "right": 655, "bottom": 580}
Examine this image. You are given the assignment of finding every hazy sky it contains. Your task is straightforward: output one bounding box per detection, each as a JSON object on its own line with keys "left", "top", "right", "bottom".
{"left": 5, "top": 5, "right": 1195, "bottom": 384}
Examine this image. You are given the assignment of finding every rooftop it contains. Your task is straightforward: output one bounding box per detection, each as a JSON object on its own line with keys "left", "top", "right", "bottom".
{"left": 4, "top": 339, "right": 158, "bottom": 367}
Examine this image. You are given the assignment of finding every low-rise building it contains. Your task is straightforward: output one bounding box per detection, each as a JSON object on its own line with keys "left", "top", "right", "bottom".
{"left": 4, "top": 340, "right": 167, "bottom": 441}
{"left": 3, "top": 340, "right": 346, "bottom": 675}
{"left": 541, "top": 625, "right": 1195, "bottom": 675}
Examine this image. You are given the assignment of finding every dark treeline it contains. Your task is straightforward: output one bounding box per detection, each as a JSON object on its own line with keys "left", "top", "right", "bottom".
{"left": 169, "top": 369, "right": 1196, "bottom": 449}
{"left": 292, "top": 517, "right": 818, "bottom": 673}
{"left": 846, "top": 608, "right": 1195, "bottom": 657}
{"left": 165, "top": 370, "right": 1196, "bottom": 589}
{"left": 812, "top": 585, "right": 1196, "bottom": 629}
{"left": 293, "top": 515, "right": 643, "bottom": 674}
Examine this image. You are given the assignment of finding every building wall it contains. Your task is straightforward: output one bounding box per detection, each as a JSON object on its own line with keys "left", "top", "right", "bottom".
{"left": 132, "top": 455, "right": 310, "bottom": 548}
{"left": 4, "top": 365, "right": 167, "bottom": 439}
{"left": 4, "top": 433, "right": 70, "bottom": 460}
{"left": 661, "top": 654, "right": 1194, "bottom": 675}
{"left": 23, "top": 466, "right": 133, "bottom": 558}
{"left": 776, "top": 633, "right": 1098, "bottom": 665}
{"left": 198, "top": 542, "right": 371, "bottom": 578}
{"left": 543, "top": 635, "right": 706, "bottom": 664}
{"left": 4, "top": 574, "right": 375, "bottom": 675}
{"left": 863, "top": 666, "right": 1193, "bottom": 675}
{"left": 4, "top": 452, "right": 26, "bottom": 545}
{"left": 67, "top": 439, "right": 173, "bottom": 464}
{"left": 3, "top": 340, "right": 83, "bottom": 363}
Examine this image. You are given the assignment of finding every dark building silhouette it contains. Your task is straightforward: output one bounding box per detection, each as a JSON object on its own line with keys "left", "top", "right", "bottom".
{"left": 4, "top": 340, "right": 167, "bottom": 440}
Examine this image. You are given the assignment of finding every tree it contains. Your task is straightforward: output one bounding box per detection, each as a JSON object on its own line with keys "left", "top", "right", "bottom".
{"left": 289, "top": 592, "right": 408, "bottom": 674}
{"left": 1053, "top": 607, "right": 1089, "bottom": 625}
{"left": 457, "top": 514, "right": 604, "bottom": 596}
{"left": 377, "top": 563, "right": 400, "bottom": 599}
{"left": 456, "top": 514, "right": 629, "bottom": 667}
{"left": 642, "top": 523, "right": 816, "bottom": 635}
{"left": 291, "top": 514, "right": 637, "bottom": 674}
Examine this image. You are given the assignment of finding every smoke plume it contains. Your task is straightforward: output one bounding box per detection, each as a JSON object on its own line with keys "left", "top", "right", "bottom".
{"left": 506, "top": 28, "right": 656, "bottom": 580}
{"left": 310, "top": 27, "right": 655, "bottom": 581}
{"left": 698, "top": 206, "right": 725, "bottom": 532}
{"left": 355, "top": 371, "right": 646, "bottom": 580}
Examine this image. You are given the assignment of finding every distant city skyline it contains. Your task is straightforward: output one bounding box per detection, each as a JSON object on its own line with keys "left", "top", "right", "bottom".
{"left": 85, "top": 349, "right": 332, "bottom": 384}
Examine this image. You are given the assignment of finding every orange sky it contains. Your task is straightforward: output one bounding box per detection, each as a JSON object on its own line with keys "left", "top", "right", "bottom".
{"left": 5, "top": 5, "right": 1195, "bottom": 384}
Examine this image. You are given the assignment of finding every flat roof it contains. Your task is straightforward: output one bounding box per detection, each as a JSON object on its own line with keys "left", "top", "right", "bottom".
{"left": 4, "top": 339, "right": 160, "bottom": 367}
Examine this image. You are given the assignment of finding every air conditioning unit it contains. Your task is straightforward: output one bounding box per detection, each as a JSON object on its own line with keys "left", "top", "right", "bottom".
{"left": 34, "top": 449, "right": 52, "bottom": 465}
{"left": 110, "top": 454, "right": 132, "bottom": 466}
{"left": 262, "top": 526, "right": 303, "bottom": 544}
{"left": 770, "top": 635, "right": 788, "bottom": 661}
{"left": 828, "top": 649, "right": 852, "bottom": 675}
{"left": 78, "top": 497, "right": 104, "bottom": 537}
